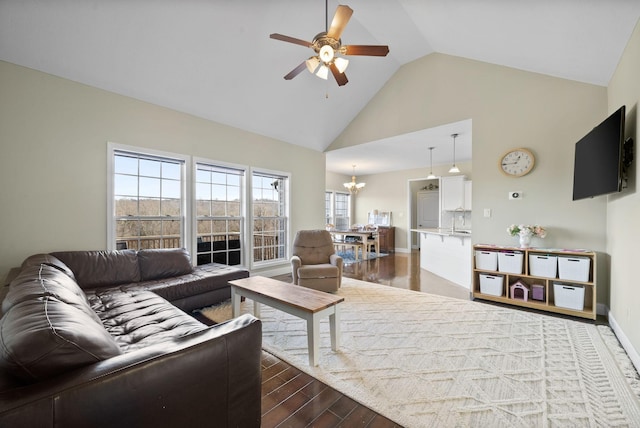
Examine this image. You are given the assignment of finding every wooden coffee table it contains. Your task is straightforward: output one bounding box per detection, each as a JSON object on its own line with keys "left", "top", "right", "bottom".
{"left": 229, "top": 276, "right": 344, "bottom": 366}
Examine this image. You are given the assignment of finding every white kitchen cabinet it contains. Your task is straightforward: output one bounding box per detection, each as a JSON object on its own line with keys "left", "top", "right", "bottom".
{"left": 464, "top": 180, "right": 472, "bottom": 210}
{"left": 440, "top": 175, "right": 466, "bottom": 211}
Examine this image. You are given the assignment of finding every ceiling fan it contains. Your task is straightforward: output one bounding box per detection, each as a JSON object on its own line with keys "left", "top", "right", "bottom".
{"left": 269, "top": 2, "right": 390, "bottom": 87}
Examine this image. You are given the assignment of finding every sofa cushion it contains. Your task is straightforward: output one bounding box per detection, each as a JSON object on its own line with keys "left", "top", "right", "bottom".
{"left": 1, "top": 265, "right": 98, "bottom": 324}
{"left": 297, "top": 263, "right": 339, "bottom": 279}
{"left": 86, "top": 288, "right": 207, "bottom": 353}
{"left": 136, "top": 263, "right": 249, "bottom": 302}
{"left": 20, "top": 253, "right": 76, "bottom": 281}
{"left": 137, "top": 248, "right": 193, "bottom": 281}
{"left": 0, "top": 296, "right": 121, "bottom": 382}
{"left": 52, "top": 250, "right": 141, "bottom": 289}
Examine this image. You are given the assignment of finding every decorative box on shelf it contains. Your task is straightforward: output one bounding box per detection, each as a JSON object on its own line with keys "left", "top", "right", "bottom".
{"left": 498, "top": 251, "right": 524, "bottom": 274}
{"left": 475, "top": 250, "right": 498, "bottom": 270}
{"left": 479, "top": 273, "right": 503, "bottom": 296}
{"left": 558, "top": 256, "right": 591, "bottom": 282}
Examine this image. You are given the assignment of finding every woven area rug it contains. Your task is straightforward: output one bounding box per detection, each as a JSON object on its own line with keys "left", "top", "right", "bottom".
{"left": 200, "top": 278, "right": 640, "bottom": 427}
{"left": 336, "top": 249, "right": 388, "bottom": 265}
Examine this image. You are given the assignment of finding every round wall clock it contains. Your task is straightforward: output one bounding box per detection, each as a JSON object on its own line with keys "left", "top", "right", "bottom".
{"left": 499, "top": 148, "right": 535, "bottom": 177}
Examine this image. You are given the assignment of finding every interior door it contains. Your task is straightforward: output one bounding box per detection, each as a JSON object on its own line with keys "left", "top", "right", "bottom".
{"left": 417, "top": 191, "right": 439, "bottom": 229}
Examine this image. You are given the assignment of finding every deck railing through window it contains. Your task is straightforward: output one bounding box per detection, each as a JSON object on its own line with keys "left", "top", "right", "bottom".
{"left": 116, "top": 234, "right": 279, "bottom": 263}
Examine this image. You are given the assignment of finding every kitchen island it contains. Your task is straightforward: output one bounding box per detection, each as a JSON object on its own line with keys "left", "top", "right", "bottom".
{"left": 411, "top": 228, "right": 472, "bottom": 289}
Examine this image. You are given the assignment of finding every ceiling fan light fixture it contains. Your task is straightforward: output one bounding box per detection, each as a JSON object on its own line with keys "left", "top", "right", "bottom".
{"left": 334, "top": 56, "right": 349, "bottom": 73}
{"left": 305, "top": 56, "right": 320, "bottom": 73}
{"left": 316, "top": 64, "right": 329, "bottom": 79}
{"left": 319, "top": 44, "right": 335, "bottom": 63}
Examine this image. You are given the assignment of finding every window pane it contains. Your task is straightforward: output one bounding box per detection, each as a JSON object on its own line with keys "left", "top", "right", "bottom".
{"left": 196, "top": 169, "right": 211, "bottom": 183}
{"left": 139, "top": 177, "right": 160, "bottom": 197}
{"left": 114, "top": 174, "right": 138, "bottom": 197}
{"left": 161, "top": 179, "right": 180, "bottom": 199}
{"left": 162, "top": 162, "right": 181, "bottom": 180}
{"left": 196, "top": 200, "right": 211, "bottom": 217}
{"left": 197, "top": 219, "right": 212, "bottom": 234}
{"left": 227, "top": 201, "right": 240, "bottom": 217}
{"left": 115, "top": 198, "right": 138, "bottom": 216}
{"left": 140, "top": 198, "right": 160, "bottom": 216}
{"left": 115, "top": 155, "right": 138, "bottom": 175}
{"left": 140, "top": 159, "right": 161, "bottom": 177}
{"left": 161, "top": 198, "right": 180, "bottom": 216}
{"left": 196, "top": 182, "right": 211, "bottom": 200}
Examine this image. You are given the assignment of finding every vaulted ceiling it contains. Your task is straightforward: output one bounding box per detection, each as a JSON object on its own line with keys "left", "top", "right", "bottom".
{"left": 2, "top": 1, "right": 639, "bottom": 175}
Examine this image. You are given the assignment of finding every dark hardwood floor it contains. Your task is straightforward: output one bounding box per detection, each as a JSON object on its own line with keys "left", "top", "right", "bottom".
{"left": 259, "top": 250, "right": 466, "bottom": 428}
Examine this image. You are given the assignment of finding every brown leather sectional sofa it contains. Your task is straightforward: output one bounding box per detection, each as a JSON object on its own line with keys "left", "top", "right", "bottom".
{"left": 0, "top": 248, "right": 261, "bottom": 427}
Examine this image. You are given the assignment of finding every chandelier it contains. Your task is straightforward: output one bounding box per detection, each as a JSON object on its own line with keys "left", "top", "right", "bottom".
{"left": 343, "top": 165, "right": 365, "bottom": 194}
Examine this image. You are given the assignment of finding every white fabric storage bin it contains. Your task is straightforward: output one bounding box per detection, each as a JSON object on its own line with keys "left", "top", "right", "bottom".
{"left": 553, "top": 283, "right": 585, "bottom": 311}
{"left": 529, "top": 254, "right": 558, "bottom": 278}
{"left": 475, "top": 250, "right": 498, "bottom": 270}
{"left": 558, "top": 256, "right": 590, "bottom": 282}
{"left": 479, "top": 274, "right": 504, "bottom": 296}
{"left": 498, "top": 251, "right": 524, "bottom": 274}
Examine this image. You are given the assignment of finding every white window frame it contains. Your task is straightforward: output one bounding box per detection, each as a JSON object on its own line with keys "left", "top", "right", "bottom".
{"left": 326, "top": 190, "right": 351, "bottom": 229}
{"left": 107, "top": 142, "right": 191, "bottom": 252}
{"left": 250, "top": 167, "right": 291, "bottom": 269}
{"left": 192, "top": 157, "right": 248, "bottom": 266}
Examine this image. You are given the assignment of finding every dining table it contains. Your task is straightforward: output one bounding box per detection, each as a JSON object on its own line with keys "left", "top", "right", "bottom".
{"left": 328, "top": 229, "right": 375, "bottom": 261}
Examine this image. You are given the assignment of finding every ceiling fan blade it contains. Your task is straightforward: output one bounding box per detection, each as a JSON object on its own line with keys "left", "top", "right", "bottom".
{"left": 283, "top": 61, "right": 307, "bottom": 80}
{"left": 270, "top": 33, "right": 313, "bottom": 48}
{"left": 329, "top": 63, "right": 348, "bottom": 86}
{"left": 343, "top": 45, "right": 390, "bottom": 57}
{"left": 326, "top": 5, "right": 353, "bottom": 40}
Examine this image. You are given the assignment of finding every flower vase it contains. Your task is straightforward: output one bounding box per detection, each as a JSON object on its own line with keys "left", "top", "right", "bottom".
{"left": 519, "top": 234, "right": 531, "bottom": 248}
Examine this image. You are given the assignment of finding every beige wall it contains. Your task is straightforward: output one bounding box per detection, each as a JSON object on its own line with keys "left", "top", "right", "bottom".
{"left": 607, "top": 19, "right": 640, "bottom": 364}
{"left": 329, "top": 53, "right": 609, "bottom": 299}
{"left": 0, "top": 61, "right": 326, "bottom": 281}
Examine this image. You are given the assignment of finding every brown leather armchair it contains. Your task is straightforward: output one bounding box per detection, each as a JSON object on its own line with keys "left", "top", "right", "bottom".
{"left": 290, "top": 230, "right": 343, "bottom": 293}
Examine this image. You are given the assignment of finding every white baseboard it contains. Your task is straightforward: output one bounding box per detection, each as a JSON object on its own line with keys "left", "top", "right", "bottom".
{"left": 607, "top": 310, "right": 640, "bottom": 374}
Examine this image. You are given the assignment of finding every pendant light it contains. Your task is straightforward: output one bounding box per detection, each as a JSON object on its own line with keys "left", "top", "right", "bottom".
{"left": 449, "top": 133, "right": 461, "bottom": 174}
{"left": 427, "top": 147, "right": 436, "bottom": 179}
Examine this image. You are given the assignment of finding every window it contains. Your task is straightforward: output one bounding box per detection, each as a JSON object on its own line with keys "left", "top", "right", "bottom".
{"left": 252, "top": 170, "right": 289, "bottom": 264}
{"left": 108, "top": 144, "right": 291, "bottom": 269}
{"left": 111, "top": 149, "right": 186, "bottom": 251}
{"left": 325, "top": 191, "right": 351, "bottom": 229}
{"left": 195, "top": 162, "right": 245, "bottom": 266}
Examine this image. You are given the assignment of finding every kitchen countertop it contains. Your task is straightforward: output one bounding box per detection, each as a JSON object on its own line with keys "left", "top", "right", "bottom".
{"left": 411, "top": 228, "right": 472, "bottom": 237}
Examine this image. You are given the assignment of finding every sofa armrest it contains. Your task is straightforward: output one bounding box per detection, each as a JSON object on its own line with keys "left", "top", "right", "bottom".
{"left": 291, "top": 255, "right": 302, "bottom": 284}
{"left": 329, "top": 254, "right": 344, "bottom": 286}
{"left": 0, "top": 314, "right": 262, "bottom": 428}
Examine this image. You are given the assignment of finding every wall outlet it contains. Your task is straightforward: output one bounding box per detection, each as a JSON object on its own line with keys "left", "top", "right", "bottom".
{"left": 484, "top": 208, "right": 492, "bottom": 218}
{"left": 509, "top": 191, "right": 523, "bottom": 200}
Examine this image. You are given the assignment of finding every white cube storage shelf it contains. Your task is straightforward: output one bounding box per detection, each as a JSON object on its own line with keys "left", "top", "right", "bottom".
{"left": 529, "top": 254, "right": 558, "bottom": 278}
{"left": 475, "top": 250, "right": 498, "bottom": 271}
{"left": 479, "top": 274, "right": 504, "bottom": 296}
{"left": 472, "top": 245, "right": 596, "bottom": 320}
{"left": 554, "top": 283, "right": 585, "bottom": 311}
{"left": 498, "top": 251, "right": 524, "bottom": 274}
{"left": 558, "top": 256, "right": 591, "bottom": 282}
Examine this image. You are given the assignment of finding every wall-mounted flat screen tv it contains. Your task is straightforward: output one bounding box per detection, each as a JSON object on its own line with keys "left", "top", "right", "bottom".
{"left": 572, "top": 105, "right": 625, "bottom": 201}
